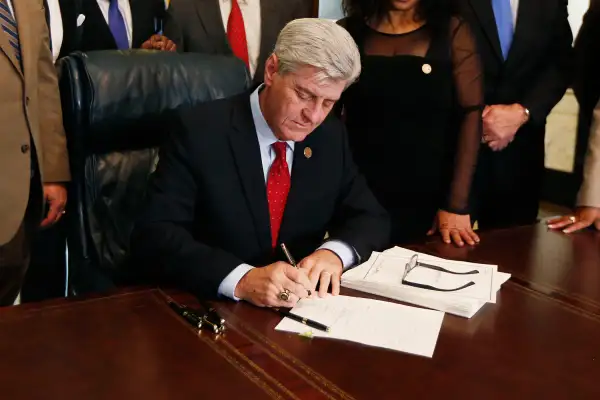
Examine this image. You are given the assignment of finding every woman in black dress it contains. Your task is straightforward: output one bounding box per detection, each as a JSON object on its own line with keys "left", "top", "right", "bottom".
{"left": 338, "top": 0, "right": 483, "bottom": 246}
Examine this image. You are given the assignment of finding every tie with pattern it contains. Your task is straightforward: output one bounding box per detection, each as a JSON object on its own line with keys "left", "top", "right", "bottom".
{"left": 108, "top": 0, "right": 129, "bottom": 50}
{"left": 0, "top": 0, "right": 21, "bottom": 64}
{"left": 227, "top": 0, "right": 249, "bottom": 68}
{"left": 267, "top": 142, "right": 291, "bottom": 249}
{"left": 492, "top": 0, "right": 514, "bottom": 60}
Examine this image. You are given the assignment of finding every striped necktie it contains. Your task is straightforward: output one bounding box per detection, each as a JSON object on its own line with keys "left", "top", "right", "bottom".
{"left": 0, "top": 0, "right": 21, "bottom": 63}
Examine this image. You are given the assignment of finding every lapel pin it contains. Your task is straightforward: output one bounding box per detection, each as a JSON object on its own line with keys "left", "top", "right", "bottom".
{"left": 422, "top": 64, "right": 432, "bottom": 74}
{"left": 304, "top": 147, "right": 312, "bottom": 159}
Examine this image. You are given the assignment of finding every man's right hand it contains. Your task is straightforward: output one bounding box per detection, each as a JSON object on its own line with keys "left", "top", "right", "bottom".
{"left": 234, "top": 262, "right": 312, "bottom": 307}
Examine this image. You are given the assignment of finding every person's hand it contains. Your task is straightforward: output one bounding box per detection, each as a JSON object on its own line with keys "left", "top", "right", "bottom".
{"left": 482, "top": 104, "right": 529, "bottom": 151}
{"left": 547, "top": 207, "right": 600, "bottom": 233}
{"left": 427, "top": 210, "right": 479, "bottom": 247}
{"left": 297, "top": 249, "right": 343, "bottom": 297}
{"left": 141, "top": 34, "right": 177, "bottom": 52}
{"left": 40, "top": 183, "right": 67, "bottom": 228}
{"left": 234, "top": 262, "right": 312, "bottom": 307}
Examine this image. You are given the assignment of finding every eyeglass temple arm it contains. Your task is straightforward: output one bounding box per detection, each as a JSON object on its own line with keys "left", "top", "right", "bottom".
{"left": 417, "top": 262, "right": 479, "bottom": 275}
{"left": 402, "top": 280, "right": 476, "bottom": 292}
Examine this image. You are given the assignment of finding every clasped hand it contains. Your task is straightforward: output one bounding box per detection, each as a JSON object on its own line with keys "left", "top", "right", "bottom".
{"left": 141, "top": 34, "right": 177, "bottom": 52}
{"left": 482, "top": 104, "right": 528, "bottom": 151}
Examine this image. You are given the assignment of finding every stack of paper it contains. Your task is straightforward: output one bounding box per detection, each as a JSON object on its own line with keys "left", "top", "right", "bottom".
{"left": 341, "top": 247, "right": 511, "bottom": 318}
{"left": 275, "top": 295, "right": 444, "bottom": 357}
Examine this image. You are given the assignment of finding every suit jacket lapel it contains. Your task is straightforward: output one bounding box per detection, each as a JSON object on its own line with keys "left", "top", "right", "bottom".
{"left": 228, "top": 96, "right": 272, "bottom": 251}
{"left": 129, "top": 0, "right": 144, "bottom": 47}
{"left": 278, "top": 135, "right": 318, "bottom": 244}
{"left": 468, "top": 0, "right": 503, "bottom": 62}
{"left": 194, "top": 0, "right": 230, "bottom": 54}
{"left": 12, "top": 0, "right": 33, "bottom": 80}
{"left": 0, "top": 26, "right": 21, "bottom": 76}
{"left": 504, "top": 0, "right": 535, "bottom": 69}
{"left": 256, "top": 0, "right": 277, "bottom": 77}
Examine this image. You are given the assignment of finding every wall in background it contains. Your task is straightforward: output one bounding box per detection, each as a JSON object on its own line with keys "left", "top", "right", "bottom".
{"left": 318, "top": 0, "right": 343, "bottom": 20}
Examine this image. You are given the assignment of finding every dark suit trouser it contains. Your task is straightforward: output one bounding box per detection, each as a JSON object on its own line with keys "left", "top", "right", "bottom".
{"left": 0, "top": 218, "right": 31, "bottom": 306}
{"left": 473, "top": 128, "right": 545, "bottom": 230}
{"left": 0, "top": 172, "right": 41, "bottom": 306}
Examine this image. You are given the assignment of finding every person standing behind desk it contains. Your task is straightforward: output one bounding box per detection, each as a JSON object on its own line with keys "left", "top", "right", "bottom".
{"left": 163, "top": 0, "right": 312, "bottom": 84}
{"left": 131, "top": 19, "right": 390, "bottom": 307}
{"left": 571, "top": 2, "right": 600, "bottom": 205}
{"left": 78, "top": 0, "right": 176, "bottom": 52}
{"left": 548, "top": 100, "right": 600, "bottom": 233}
{"left": 337, "top": 0, "right": 484, "bottom": 247}
{"left": 0, "top": 0, "right": 69, "bottom": 306}
{"left": 459, "top": 0, "right": 573, "bottom": 229}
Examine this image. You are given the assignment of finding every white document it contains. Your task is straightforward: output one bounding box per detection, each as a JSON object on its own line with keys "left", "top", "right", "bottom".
{"left": 275, "top": 295, "right": 444, "bottom": 358}
{"left": 342, "top": 247, "right": 511, "bottom": 319}
{"left": 362, "top": 253, "right": 496, "bottom": 303}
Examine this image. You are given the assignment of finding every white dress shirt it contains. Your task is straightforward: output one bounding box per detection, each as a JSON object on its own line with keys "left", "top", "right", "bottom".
{"left": 46, "top": 0, "right": 63, "bottom": 62}
{"left": 96, "top": 0, "right": 133, "bottom": 48}
{"left": 217, "top": 86, "right": 357, "bottom": 300}
{"left": 510, "top": 0, "right": 519, "bottom": 28}
{"left": 5, "top": 0, "right": 13, "bottom": 17}
{"left": 219, "top": 0, "right": 261, "bottom": 78}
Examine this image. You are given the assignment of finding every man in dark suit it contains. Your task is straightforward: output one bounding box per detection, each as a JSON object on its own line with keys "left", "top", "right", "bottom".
{"left": 164, "top": 0, "right": 312, "bottom": 85}
{"left": 131, "top": 19, "right": 389, "bottom": 307}
{"left": 460, "top": 0, "right": 573, "bottom": 229}
{"left": 75, "top": 0, "right": 176, "bottom": 52}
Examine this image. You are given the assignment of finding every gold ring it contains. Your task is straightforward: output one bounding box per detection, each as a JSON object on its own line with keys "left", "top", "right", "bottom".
{"left": 569, "top": 216, "right": 576, "bottom": 223}
{"left": 278, "top": 289, "right": 291, "bottom": 302}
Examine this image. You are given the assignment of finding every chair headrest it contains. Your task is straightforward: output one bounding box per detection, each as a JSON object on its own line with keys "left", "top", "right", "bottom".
{"left": 62, "top": 50, "right": 251, "bottom": 153}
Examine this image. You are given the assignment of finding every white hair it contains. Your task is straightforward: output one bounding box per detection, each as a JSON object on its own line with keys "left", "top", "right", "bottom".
{"left": 273, "top": 18, "right": 361, "bottom": 87}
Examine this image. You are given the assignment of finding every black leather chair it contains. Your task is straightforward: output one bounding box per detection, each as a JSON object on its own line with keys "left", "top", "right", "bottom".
{"left": 58, "top": 50, "right": 250, "bottom": 296}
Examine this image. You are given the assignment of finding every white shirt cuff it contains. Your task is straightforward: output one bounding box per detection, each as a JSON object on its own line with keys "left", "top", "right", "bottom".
{"left": 318, "top": 240, "right": 357, "bottom": 271}
{"left": 217, "top": 263, "right": 255, "bottom": 301}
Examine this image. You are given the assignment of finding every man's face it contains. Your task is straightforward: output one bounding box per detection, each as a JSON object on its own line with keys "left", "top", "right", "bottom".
{"left": 261, "top": 56, "right": 347, "bottom": 142}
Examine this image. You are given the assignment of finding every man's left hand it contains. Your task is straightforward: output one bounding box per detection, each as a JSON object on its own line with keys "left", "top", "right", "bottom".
{"left": 141, "top": 34, "right": 177, "bottom": 52}
{"left": 298, "top": 249, "right": 343, "bottom": 297}
{"left": 482, "top": 104, "right": 529, "bottom": 151}
{"left": 40, "top": 183, "right": 67, "bottom": 228}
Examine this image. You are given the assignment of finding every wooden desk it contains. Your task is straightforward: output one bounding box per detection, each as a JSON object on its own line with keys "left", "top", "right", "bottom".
{"left": 413, "top": 222, "right": 600, "bottom": 317}
{"left": 1, "top": 223, "right": 599, "bottom": 399}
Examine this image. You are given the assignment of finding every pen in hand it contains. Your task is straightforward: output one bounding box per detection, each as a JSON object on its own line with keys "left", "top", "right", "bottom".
{"left": 280, "top": 243, "right": 312, "bottom": 296}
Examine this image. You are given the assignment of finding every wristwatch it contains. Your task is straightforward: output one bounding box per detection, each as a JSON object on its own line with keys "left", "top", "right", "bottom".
{"left": 522, "top": 106, "right": 530, "bottom": 122}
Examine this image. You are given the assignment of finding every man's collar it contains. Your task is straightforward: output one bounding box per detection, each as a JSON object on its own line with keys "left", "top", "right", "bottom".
{"left": 250, "top": 85, "right": 295, "bottom": 151}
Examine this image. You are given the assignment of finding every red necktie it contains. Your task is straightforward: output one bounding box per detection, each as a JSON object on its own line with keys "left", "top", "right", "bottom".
{"left": 267, "top": 142, "right": 291, "bottom": 248}
{"left": 227, "top": 0, "right": 249, "bottom": 68}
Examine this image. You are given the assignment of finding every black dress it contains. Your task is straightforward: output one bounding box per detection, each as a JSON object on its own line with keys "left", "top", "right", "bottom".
{"left": 339, "top": 17, "right": 483, "bottom": 243}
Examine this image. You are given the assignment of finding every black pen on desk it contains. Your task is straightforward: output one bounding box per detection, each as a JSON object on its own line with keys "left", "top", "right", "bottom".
{"left": 168, "top": 301, "right": 203, "bottom": 329}
{"left": 275, "top": 308, "right": 330, "bottom": 333}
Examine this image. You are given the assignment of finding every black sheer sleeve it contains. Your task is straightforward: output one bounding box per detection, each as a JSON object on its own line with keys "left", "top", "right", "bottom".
{"left": 443, "top": 18, "right": 484, "bottom": 214}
